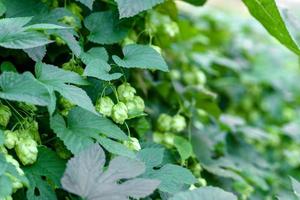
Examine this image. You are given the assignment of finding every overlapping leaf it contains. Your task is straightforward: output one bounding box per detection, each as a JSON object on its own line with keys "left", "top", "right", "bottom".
{"left": 137, "top": 147, "right": 196, "bottom": 194}
{"left": 50, "top": 107, "right": 129, "bottom": 154}
{"left": 115, "top": 0, "right": 164, "bottom": 18}
{"left": 61, "top": 144, "right": 160, "bottom": 200}
{"left": 112, "top": 44, "right": 169, "bottom": 72}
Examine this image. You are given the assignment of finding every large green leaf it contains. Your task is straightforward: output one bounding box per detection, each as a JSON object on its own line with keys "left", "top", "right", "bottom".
{"left": 243, "top": 0, "right": 300, "bottom": 55}
{"left": 0, "top": 72, "right": 51, "bottom": 106}
{"left": 112, "top": 44, "right": 169, "bottom": 72}
{"left": 50, "top": 107, "right": 128, "bottom": 154}
{"left": 84, "top": 11, "right": 129, "bottom": 44}
{"left": 23, "top": 147, "right": 66, "bottom": 200}
{"left": 80, "top": 47, "right": 109, "bottom": 64}
{"left": 137, "top": 148, "right": 196, "bottom": 193}
{"left": 61, "top": 144, "right": 160, "bottom": 200}
{"left": 35, "top": 63, "right": 96, "bottom": 114}
{"left": 115, "top": 0, "right": 164, "bottom": 18}
{"left": 169, "top": 186, "right": 237, "bottom": 200}
{"left": 83, "top": 59, "right": 123, "bottom": 81}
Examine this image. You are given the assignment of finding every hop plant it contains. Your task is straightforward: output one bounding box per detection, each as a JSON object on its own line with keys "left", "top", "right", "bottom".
{"left": 59, "top": 97, "right": 75, "bottom": 116}
{"left": 111, "top": 102, "right": 128, "bottom": 124}
{"left": 15, "top": 135, "right": 38, "bottom": 165}
{"left": 4, "top": 130, "right": 18, "bottom": 149}
{"left": 183, "top": 68, "right": 206, "bottom": 86}
{"left": 62, "top": 60, "right": 84, "bottom": 75}
{"left": 5, "top": 154, "right": 25, "bottom": 192}
{"left": 125, "top": 96, "right": 145, "bottom": 117}
{"left": 123, "top": 137, "right": 141, "bottom": 151}
{"left": 117, "top": 83, "right": 136, "bottom": 102}
{"left": 171, "top": 114, "right": 187, "bottom": 133}
{"left": 95, "top": 96, "right": 114, "bottom": 117}
{"left": 0, "top": 104, "right": 12, "bottom": 128}
{"left": 17, "top": 102, "right": 37, "bottom": 113}
{"left": 22, "top": 119, "right": 41, "bottom": 144}
{"left": 157, "top": 114, "right": 173, "bottom": 132}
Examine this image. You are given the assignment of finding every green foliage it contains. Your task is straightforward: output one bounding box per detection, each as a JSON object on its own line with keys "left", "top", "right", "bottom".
{"left": 0, "top": 0, "right": 300, "bottom": 199}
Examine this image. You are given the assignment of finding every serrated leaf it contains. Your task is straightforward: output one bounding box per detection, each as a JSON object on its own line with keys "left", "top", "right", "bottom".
{"left": 23, "top": 147, "right": 66, "bottom": 200}
{"left": 80, "top": 47, "right": 109, "bottom": 64}
{"left": 75, "top": 0, "right": 95, "bottom": 9}
{"left": 96, "top": 136, "right": 135, "bottom": 158}
{"left": 24, "top": 45, "right": 47, "bottom": 61}
{"left": 61, "top": 144, "right": 160, "bottom": 200}
{"left": 173, "top": 136, "right": 193, "bottom": 162}
{"left": 115, "top": 0, "right": 164, "bottom": 18}
{"left": 112, "top": 44, "right": 169, "bottom": 71}
{"left": 169, "top": 186, "right": 237, "bottom": 200}
{"left": 50, "top": 107, "right": 128, "bottom": 154}
{"left": 138, "top": 148, "right": 196, "bottom": 193}
{"left": 35, "top": 62, "right": 96, "bottom": 114}
{"left": 0, "top": 72, "right": 51, "bottom": 106}
{"left": 243, "top": 0, "right": 300, "bottom": 55}
{"left": 84, "top": 11, "right": 129, "bottom": 44}
{"left": 84, "top": 59, "right": 123, "bottom": 81}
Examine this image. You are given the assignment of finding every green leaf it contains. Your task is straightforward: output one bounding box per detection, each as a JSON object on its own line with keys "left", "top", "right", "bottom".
{"left": 0, "top": 72, "right": 51, "bottom": 106}
{"left": 113, "top": 44, "right": 169, "bottom": 71}
{"left": 150, "top": 164, "right": 196, "bottom": 193}
{"left": 173, "top": 136, "right": 193, "bottom": 162}
{"left": 80, "top": 47, "right": 109, "bottom": 64}
{"left": 138, "top": 148, "right": 196, "bottom": 193}
{"left": 115, "top": 0, "right": 164, "bottom": 18}
{"left": 24, "top": 46, "right": 47, "bottom": 62}
{"left": 243, "top": 0, "right": 300, "bottom": 55}
{"left": 0, "top": 175, "right": 12, "bottom": 198}
{"left": 61, "top": 144, "right": 160, "bottom": 200}
{"left": 0, "top": 62, "right": 17, "bottom": 72}
{"left": 169, "top": 186, "right": 237, "bottom": 200}
{"left": 50, "top": 107, "right": 128, "bottom": 154}
{"left": 84, "top": 11, "right": 129, "bottom": 44}
{"left": 35, "top": 62, "right": 96, "bottom": 114}
{"left": 0, "top": 17, "right": 52, "bottom": 49}
{"left": 96, "top": 136, "right": 135, "bottom": 158}
{"left": 75, "top": 0, "right": 95, "bottom": 9}
{"left": 83, "top": 59, "right": 123, "bottom": 81}
{"left": 23, "top": 147, "right": 66, "bottom": 200}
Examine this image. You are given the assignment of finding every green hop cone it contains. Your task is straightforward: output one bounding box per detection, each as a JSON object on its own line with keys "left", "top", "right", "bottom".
{"left": 171, "top": 114, "right": 187, "bottom": 133}
{"left": 59, "top": 97, "right": 75, "bottom": 116}
{"left": 111, "top": 102, "right": 128, "bottom": 124}
{"left": 5, "top": 173, "right": 23, "bottom": 192}
{"left": 4, "top": 130, "right": 18, "bottom": 149}
{"left": 62, "top": 60, "right": 84, "bottom": 75}
{"left": 15, "top": 136, "right": 38, "bottom": 165}
{"left": 0, "top": 104, "right": 12, "bottom": 128}
{"left": 123, "top": 137, "right": 141, "bottom": 151}
{"left": 95, "top": 96, "right": 114, "bottom": 117}
{"left": 125, "top": 96, "right": 145, "bottom": 117}
{"left": 22, "top": 119, "right": 41, "bottom": 144}
{"left": 157, "top": 114, "right": 173, "bottom": 132}
{"left": 117, "top": 83, "right": 136, "bottom": 102}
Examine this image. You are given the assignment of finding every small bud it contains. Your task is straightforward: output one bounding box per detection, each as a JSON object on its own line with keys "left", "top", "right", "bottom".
{"left": 0, "top": 104, "right": 12, "bottom": 128}
{"left": 111, "top": 102, "right": 128, "bottom": 124}
{"left": 15, "top": 136, "right": 38, "bottom": 165}
{"left": 117, "top": 83, "right": 136, "bottom": 102}
{"left": 59, "top": 97, "right": 75, "bottom": 116}
{"left": 123, "top": 137, "right": 141, "bottom": 151}
{"left": 171, "top": 115, "right": 186, "bottom": 133}
{"left": 95, "top": 96, "right": 114, "bottom": 117}
{"left": 157, "top": 114, "right": 172, "bottom": 132}
{"left": 4, "top": 130, "right": 18, "bottom": 149}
